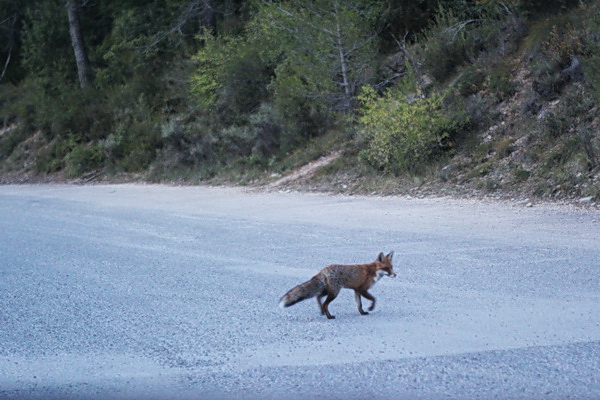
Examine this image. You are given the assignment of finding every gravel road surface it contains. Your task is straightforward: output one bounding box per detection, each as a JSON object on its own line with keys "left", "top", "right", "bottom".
{"left": 0, "top": 184, "right": 598, "bottom": 399}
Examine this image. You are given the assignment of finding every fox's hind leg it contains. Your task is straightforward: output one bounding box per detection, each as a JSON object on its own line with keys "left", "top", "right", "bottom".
{"left": 316, "top": 293, "right": 326, "bottom": 315}
{"left": 354, "top": 291, "right": 369, "bottom": 315}
{"left": 322, "top": 289, "right": 339, "bottom": 319}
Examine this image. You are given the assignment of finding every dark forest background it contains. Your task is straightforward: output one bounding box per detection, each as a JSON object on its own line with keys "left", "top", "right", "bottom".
{"left": 1, "top": 0, "right": 599, "bottom": 200}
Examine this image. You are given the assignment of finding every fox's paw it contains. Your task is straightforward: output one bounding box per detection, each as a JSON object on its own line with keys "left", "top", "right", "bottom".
{"left": 359, "top": 311, "right": 369, "bottom": 315}
{"left": 326, "top": 315, "right": 336, "bottom": 319}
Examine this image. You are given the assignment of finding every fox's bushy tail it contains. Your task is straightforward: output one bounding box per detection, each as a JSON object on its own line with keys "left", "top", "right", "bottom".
{"left": 279, "top": 276, "right": 325, "bottom": 308}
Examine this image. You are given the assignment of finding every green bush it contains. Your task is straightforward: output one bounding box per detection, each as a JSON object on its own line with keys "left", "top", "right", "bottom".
{"left": 35, "top": 131, "right": 106, "bottom": 176}
{"left": 358, "top": 85, "right": 463, "bottom": 173}
{"left": 488, "top": 68, "right": 517, "bottom": 101}
{"left": 65, "top": 143, "right": 105, "bottom": 177}
{"left": 214, "top": 103, "right": 282, "bottom": 161}
{"left": 20, "top": 0, "right": 76, "bottom": 84}
{"left": 0, "top": 83, "right": 19, "bottom": 126}
{"left": 543, "top": 24, "right": 583, "bottom": 67}
{"left": 514, "top": 0, "right": 582, "bottom": 15}
{"left": 420, "top": 7, "right": 477, "bottom": 82}
{"left": 0, "top": 126, "right": 28, "bottom": 161}
{"left": 272, "top": 64, "right": 334, "bottom": 150}
{"left": 582, "top": 5, "right": 600, "bottom": 102}
{"left": 454, "top": 67, "right": 487, "bottom": 96}
{"left": 419, "top": 4, "right": 510, "bottom": 83}
{"left": 584, "top": 51, "right": 600, "bottom": 102}
{"left": 35, "top": 135, "right": 73, "bottom": 174}
{"left": 542, "top": 111, "right": 569, "bottom": 138}
{"left": 514, "top": 168, "right": 532, "bottom": 182}
{"left": 191, "top": 31, "right": 273, "bottom": 120}
{"left": 99, "top": 89, "right": 163, "bottom": 172}
{"left": 9, "top": 76, "right": 113, "bottom": 143}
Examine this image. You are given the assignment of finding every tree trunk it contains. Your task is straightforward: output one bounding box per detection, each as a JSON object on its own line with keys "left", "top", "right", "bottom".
{"left": 334, "top": 6, "right": 352, "bottom": 109}
{"left": 66, "top": 0, "right": 93, "bottom": 88}
{"left": 335, "top": 21, "right": 351, "bottom": 98}
{"left": 0, "top": 14, "right": 16, "bottom": 83}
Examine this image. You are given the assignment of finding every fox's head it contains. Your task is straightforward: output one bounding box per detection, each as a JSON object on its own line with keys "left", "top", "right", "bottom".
{"left": 376, "top": 251, "right": 396, "bottom": 278}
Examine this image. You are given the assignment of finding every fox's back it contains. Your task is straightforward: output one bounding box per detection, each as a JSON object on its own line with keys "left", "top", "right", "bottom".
{"left": 320, "top": 264, "right": 375, "bottom": 290}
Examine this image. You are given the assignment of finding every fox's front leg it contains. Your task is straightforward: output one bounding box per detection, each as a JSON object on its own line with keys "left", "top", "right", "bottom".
{"left": 360, "top": 290, "right": 376, "bottom": 312}
{"left": 354, "top": 291, "right": 369, "bottom": 315}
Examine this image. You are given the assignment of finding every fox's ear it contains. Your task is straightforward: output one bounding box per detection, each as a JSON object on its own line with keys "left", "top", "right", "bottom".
{"left": 386, "top": 251, "right": 394, "bottom": 261}
{"left": 377, "top": 252, "right": 385, "bottom": 262}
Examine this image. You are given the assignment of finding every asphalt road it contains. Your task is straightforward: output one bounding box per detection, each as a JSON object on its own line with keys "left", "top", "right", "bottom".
{"left": 0, "top": 184, "right": 598, "bottom": 400}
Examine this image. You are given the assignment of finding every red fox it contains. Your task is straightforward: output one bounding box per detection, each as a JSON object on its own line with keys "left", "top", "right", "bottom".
{"left": 279, "top": 251, "right": 396, "bottom": 319}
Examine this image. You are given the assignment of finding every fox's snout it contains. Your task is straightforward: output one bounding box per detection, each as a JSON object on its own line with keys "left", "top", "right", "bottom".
{"left": 376, "top": 268, "right": 396, "bottom": 280}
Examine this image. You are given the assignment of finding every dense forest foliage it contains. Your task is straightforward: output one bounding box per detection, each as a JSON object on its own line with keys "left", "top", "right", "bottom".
{"left": 0, "top": 0, "right": 599, "bottom": 199}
